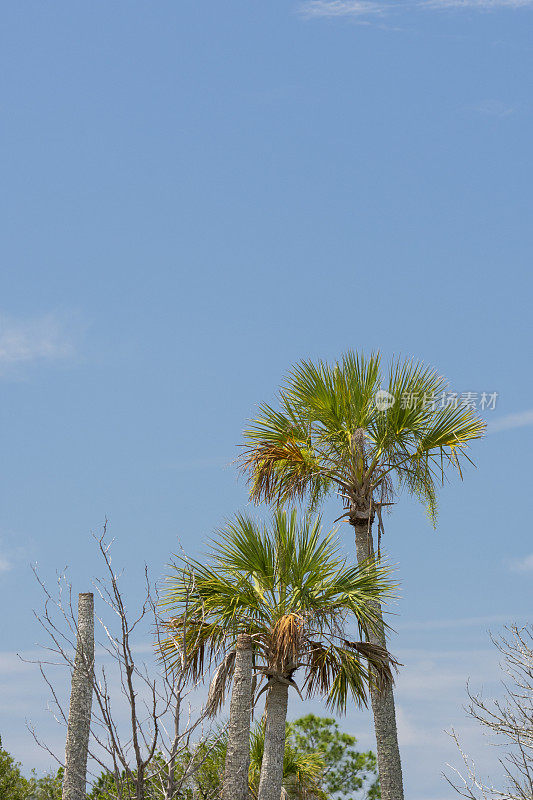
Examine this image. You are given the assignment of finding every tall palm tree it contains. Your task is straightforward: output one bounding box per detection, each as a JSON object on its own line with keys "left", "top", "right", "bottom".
{"left": 163, "top": 511, "right": 396, "bottom": 800}
{"left": 239, "top": 352, "right": 485, "bottom": 800}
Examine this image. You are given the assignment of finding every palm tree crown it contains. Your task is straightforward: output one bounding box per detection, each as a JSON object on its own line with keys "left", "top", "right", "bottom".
{"left": 162, "top": 511, "right": 397, "bottom": 713}
{"left": 240, "top": 352, "right": 485, "bottom": 526}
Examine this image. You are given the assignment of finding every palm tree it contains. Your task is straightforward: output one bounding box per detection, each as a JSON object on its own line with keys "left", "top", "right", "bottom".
{"left": 239, "top": 352, "right": 485, "bottom": 800}
{"left": 161, "top": 571, "right": 253, "bottom": 800}
{"left": 163, "top": 511, "right": 396, "bottom": 800}
{"left": 222, "top": 632, "right": 253, "bottom": 800}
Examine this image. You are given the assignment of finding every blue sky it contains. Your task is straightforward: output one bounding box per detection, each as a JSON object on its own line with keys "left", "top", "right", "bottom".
{"left": 0, "top": 1, "right": 531, "bottom": 797}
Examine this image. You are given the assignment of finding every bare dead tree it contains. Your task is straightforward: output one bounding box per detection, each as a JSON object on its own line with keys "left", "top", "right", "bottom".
{"left": 446, "top": 624, "right": 533, "bottom": 800}
{"left": 23, "top": 524, "right": 221, "bottom": 800}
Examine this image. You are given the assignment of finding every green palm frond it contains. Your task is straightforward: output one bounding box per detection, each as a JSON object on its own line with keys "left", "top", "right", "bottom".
{"left": 304, "top": 639, "right": 397, "bottom": 713}
{"left": 241, "top": 404, "right": 330, "bottom": 507}
{"left": 160, "top": 614, "right": 229, "bottom": 681}
{"left": 162, "top": 511, "right": 397, "bottom": 714}
{"left": 241, "top": 351, "right": 485, "bottom": 524}
{"left": 189, "top": 719, "right": 328, "bottom": 800}
{"left": 303, "top": 641, "right": 370, "bottom": 712}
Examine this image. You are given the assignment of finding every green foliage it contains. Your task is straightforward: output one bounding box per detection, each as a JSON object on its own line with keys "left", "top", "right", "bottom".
{"left": 241, "top": 351, "right": 485, "bottom": 525}
{"left": 87, "top": 760, "right": 188, "bottom": 800}
{"left": 85, "top": 745, "right": 226, "bottom": 800}
{"left": 1, "top": 718, "right": 378, "bottom": 800}
{"left": 163, "top": 511, "right": 396, "bottom": 714}
{"left": 0, "top": 737, "right": 63, "bottom": 800}
{"left": 248, "top": 719, "right": 326, "bottom": 799}
{"left": 0, "top": 736, "right": 31, "bottom": 800}
{"left": 191, "top": 733, "right": 227, "bottom": 798}
{"left": 28, "top": 769, "right": 63, "bottom": 800}
{"left": 289, "top": 715, "right": 380, "bottom": 799}
{"left": 88, "top": 771, "right": 126, "bottom": 800}
{"left": 191, "top": 716, "right": 374, "bottom": 800}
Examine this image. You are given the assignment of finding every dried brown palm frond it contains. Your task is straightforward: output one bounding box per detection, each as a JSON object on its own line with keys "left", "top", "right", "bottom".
{"left": 301, "top": 636, "right": 399, "bottom": 711}
{"left": 270, "top": 613, "right": 305, "bottom": 671}
{"left": 240, "top": 438, "right": 323, "bottom": 507}
{"left": 206, "top": 649, "right": 236, "bottom": 717}
{"left": 342, "top": 639, "right": 400, "bottom": 693}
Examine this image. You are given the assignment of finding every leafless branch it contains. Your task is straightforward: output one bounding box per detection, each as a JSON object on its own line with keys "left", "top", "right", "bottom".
{"left": 445, "top": 625, "right": 533, "bottom": 800}
{"left": 27, "top": 523, "right": 219, "bottom": 800}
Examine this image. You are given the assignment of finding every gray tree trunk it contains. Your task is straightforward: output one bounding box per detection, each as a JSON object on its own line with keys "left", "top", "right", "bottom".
{"left": 62, "top": 592, "right": 94, "bottom": 800}
{"left": 257, "top": 679, "right": 289, "bottom": 800}
{"left": 354, "top": 521, "right": 404, "bottom": 800}
{"left": 222, "top": 633, "right": 253, "bottom": 800}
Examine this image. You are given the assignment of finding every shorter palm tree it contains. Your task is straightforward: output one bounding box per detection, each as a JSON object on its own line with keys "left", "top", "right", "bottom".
{"left": 160, "top": 567, "right": 253, "bottom": 800}
{"left": 163, "top": 511, "right": 397, "bottom": 800}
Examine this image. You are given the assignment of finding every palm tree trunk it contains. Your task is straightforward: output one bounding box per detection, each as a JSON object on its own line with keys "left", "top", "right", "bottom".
{"left": 354, "top": 521, "right": 404, "bottom": 800}
{"left": 257, "top": 679, "right": 289, "bottom": 800}
{"left": 223, "top": 633, "right": 253, "bottom": 800}
{"left": 62, "top": 592, "right": 94, "bottom": 800}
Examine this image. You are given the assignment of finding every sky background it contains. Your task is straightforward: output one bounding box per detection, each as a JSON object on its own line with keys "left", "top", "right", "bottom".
{"left": 1, "top": 1, "right": 532, "bottom": 798}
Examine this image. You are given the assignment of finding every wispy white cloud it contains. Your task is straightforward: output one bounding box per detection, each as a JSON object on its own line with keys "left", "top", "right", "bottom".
{"left": 0, "top": 555, "right": 11, "bottom": 572}
{"left": 396, "top": 705, "right": 432, "bottom": 745}
{"left": 423, "top": 0, "right": 533, "bottom": 7}
{"left": 299, "top": 0, "right": 533, "bottom": 18}
{"left": 0, "top": 537, "right": 14, "bottom": 573}
{"left": 395, "top": 647, "right": 499, "bottom": 697}
{"left": 509, "top": 553, "right": 533, "bottom": 572}
{"left": 486, "top": 409, "right": 533, "bottom": 434}
{"left": 471, "top": 99, "right": 516, "bottom": 116}
{"left": 299, "top": 0, "right": 387, "bottom": 17}
{"left": 0, "top": 313, "right": 75, "bottom": 371}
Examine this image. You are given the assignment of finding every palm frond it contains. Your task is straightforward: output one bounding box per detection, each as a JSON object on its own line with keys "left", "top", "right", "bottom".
{"left": 241, "top": 351, "right": 485, "bottom": 524}
{"left": 342, "top": 638, "right": 400, "bottom": 693}
{"left": 240, "top": 403, "right": 331, "bottom": 506}
{"left": 206, "top": 649, "right": 236, "bottom": 717}
{"left": 162, "top": 511, "right": 396, "bottom": 722}
{"left": 270, "top": 613, "right": 305, "bottom": 672}
{"left": 302, "top": 641, "right": 370, "bottom": 713}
